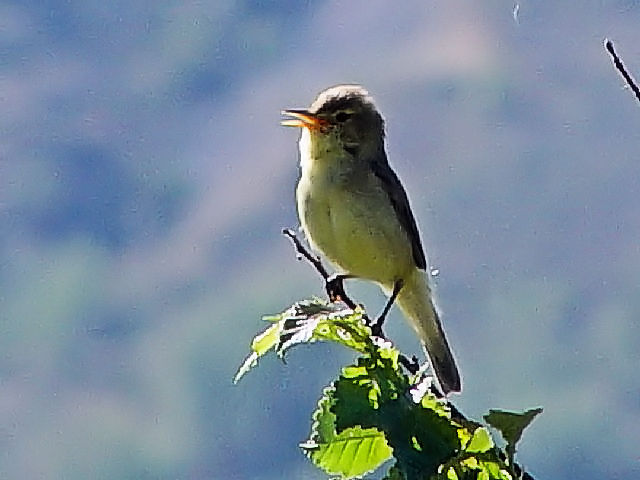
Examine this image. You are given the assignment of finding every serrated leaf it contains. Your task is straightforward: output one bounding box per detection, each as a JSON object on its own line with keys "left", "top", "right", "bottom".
{"left": 307, "top": 386, "right": 338, "bottom": 446}
{"left": 277, "top": 300, "right": 372, "bottom": 357}
{"left": 234, "top": 299, "right": 372, "bottom": 382}
{"left": 237, "top": 295, "right": 538, "bottom": 479}
{"left": 252, "top": 322, "right": 281, "bottom": 355}
{"left": 446, "top": 466, "right": 459, "bottom": 480}
{"left": 331, "top": 355, "right": 459, "bottom": 478}
{"left": 304, "top": 425, "right": 392, "bottom": 479}
{"left": 466, "top": 427, "right": 493, "bottom": 454}
{"left": 308, "top": 306, "right": 372, "bottom": 352}
{"left": 484, "top": 408, "right": 542, "bottom": 451}
{"left": 233, "top": 351, "right": 258, "bottom": 384}
{"left": 233, "top": 322, "right": 282, "bottom": 383}
{"left": 420, "top": 389, "right": 452, "bottom": 419}
{"left": 456, "top": 427, "right": 472, "bottom": 451}
{"left": 479, "top": 460, "right": 511, "bottom": 480}
{"left": 277, "top": 314, "right": 320, "bottom": 355}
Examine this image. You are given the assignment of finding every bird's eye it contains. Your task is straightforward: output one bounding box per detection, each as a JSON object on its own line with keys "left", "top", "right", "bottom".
{"left": 335, "top": 111, "right": 352, "bottom": 122}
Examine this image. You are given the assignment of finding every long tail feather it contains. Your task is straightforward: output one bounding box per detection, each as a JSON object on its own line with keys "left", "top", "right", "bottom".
{"left": 394, "top": 270, "right": 461, "bottom": 394}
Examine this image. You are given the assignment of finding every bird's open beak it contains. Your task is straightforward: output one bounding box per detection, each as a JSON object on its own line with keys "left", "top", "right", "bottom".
{"left": 281, "top": 109, "right": 327, "bottom": 130}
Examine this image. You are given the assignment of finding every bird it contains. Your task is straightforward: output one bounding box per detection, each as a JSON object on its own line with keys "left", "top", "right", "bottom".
{"left": 281, "top": 85, "right": 461, "bottom": 394}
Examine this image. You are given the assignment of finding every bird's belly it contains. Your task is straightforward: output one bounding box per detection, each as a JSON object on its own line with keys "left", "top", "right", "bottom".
{"left": 298, "top": 181, "right": 413, "bottom": 286}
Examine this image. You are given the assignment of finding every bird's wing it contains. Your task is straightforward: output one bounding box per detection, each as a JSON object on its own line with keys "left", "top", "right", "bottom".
{"left": 370, "top": 155, "right": 427, "bottom": 270}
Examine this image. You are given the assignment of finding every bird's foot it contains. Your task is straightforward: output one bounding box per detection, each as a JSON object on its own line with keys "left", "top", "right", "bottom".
{"left": 325, "top": 274, "right": 346, "bottom": 302}
{"left": 325, "top": 274, "right": 359, "bottom": 310}
{"left": 369, "top": 317, "right": 386, "bottom": 339}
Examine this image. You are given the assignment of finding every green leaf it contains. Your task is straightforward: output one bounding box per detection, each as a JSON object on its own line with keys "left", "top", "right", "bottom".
{"left": 238, "top": 297, "right": 539, "bottom": 479}
{"left": 305, "top": 385, "right": 338, "bottom": 447}
{"left": 277, "top": 300, "right": 371, "bottom": 356}
{"left": 484, "top": 406, "right": 542, "bottom": 477}
{"left": 480, "top": 461, "right": 511, "bottom": 480}
{"left": 419, "top": 388, "right": 453, "bottom": 420}
{"left": 446, "top": 467, "right": 459, "bottom": 480}
{"left": 252, "top": 322, "right": 281, "bottom": 355}
{"left": 233, "top": 322, "right": 282, "bottom": 383}
{"left": 465, "top": 427, "right": 494, "bottom": 454}
{"left": 304, "top": 425, "right": 392, "bottom": 479}
{"left": 234, "top": 299, "right": 371, "bottom": 382}
{"left": 331, "top": 355, "right": 460, "bottom": 478}
{"left": 483, "top": 407, "right": 542, "bottom": 452}
{"left": 233, "top": 351, "right": 258, "bottom": 384}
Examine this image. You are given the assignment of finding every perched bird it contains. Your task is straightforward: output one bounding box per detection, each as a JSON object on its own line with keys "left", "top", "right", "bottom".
{"left": 282, "top": 85, "right": 461, "bottom": 394}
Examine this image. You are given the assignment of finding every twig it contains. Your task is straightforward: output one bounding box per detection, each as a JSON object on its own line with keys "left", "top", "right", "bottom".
{"left": 282, "top": 228, "right": 329, "bottom": 280}
{"left": 605, "top": 38, "right": 640, "bottom": 104}
{"left": 282, "top": 228, "right": 359, "bottom": 311}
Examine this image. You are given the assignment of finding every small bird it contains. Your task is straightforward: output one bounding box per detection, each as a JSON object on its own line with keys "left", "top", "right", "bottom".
{"left": 282, "top": 85, "right": 461, "bottom": 394}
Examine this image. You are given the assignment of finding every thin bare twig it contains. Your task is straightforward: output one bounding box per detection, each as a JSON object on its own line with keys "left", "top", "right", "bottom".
{"left": 282, "top": 228, "right": 360, "bottom": 310}
{"left": 282, "top": 228, "right": 329, "bottom": 280}
{"left": 605, "top": 38, "right": 640, "bottom": 104}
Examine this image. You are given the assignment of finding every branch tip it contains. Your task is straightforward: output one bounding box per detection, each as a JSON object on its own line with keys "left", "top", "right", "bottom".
{"left": 282, "top": 227, "right": 329, "bottom": 280}
{"left": 282, "top": 228, "right": 363, "bottom": 311}
{"left": 604, "top": 38, "right": 640, "bottom": 104}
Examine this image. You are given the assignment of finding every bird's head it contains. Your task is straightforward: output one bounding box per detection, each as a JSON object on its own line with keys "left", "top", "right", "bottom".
{"left": 282, "top": 85, "right": 385, "bottom": 159}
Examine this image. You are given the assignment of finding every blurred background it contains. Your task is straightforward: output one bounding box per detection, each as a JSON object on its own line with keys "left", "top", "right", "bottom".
{"left": 1, "top": 1, "right": 639, "bottom": 478}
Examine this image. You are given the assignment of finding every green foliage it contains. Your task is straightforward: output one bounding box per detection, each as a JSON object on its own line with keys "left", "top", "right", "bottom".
{"left": 234, "top": 299, "right": 370, "bottom": 383}
{"left": 484, "top": 408, "right": 543, "bottom": 478}
{"left": 303, "top": 420, "right": 392, "bottom": 479}
{"left": 236, "top": 299, "right": 541, "bottom": 479}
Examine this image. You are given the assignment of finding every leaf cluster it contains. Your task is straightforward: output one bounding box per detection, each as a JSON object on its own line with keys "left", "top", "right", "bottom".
{"left": 236, "top": 299, "right": 541, "bottom": 480}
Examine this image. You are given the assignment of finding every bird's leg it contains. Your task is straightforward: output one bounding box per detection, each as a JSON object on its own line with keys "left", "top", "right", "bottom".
{"left": 283, "top": 229, "right": 330, "bottom": 280}
{"left": 371, "top": 279, "right": 404, "bottom": 337}
{"left": 326, "top": 274, "right": 372, "bottom": 325}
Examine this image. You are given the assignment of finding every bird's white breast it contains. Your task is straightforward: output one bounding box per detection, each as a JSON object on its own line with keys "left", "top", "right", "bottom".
{"left": 295, "top": 129, "right": 414, "bottom": 287}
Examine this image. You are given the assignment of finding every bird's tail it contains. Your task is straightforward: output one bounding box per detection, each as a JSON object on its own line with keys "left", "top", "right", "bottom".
{"left": 394, "top": 270, "right": 461, "bottom": 394}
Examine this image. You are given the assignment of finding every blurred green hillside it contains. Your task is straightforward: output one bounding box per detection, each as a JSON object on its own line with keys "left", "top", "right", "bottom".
{"left": 1, "top": 1, "right": 639, "bottom": 478}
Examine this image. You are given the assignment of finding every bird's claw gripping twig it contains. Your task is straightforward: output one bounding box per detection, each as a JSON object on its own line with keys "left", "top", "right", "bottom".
{"left": 283, "top": 229, "right": 359, "bottom": 311}
{"left": 325, "top": 274, "right": 358, "bottom": 310}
